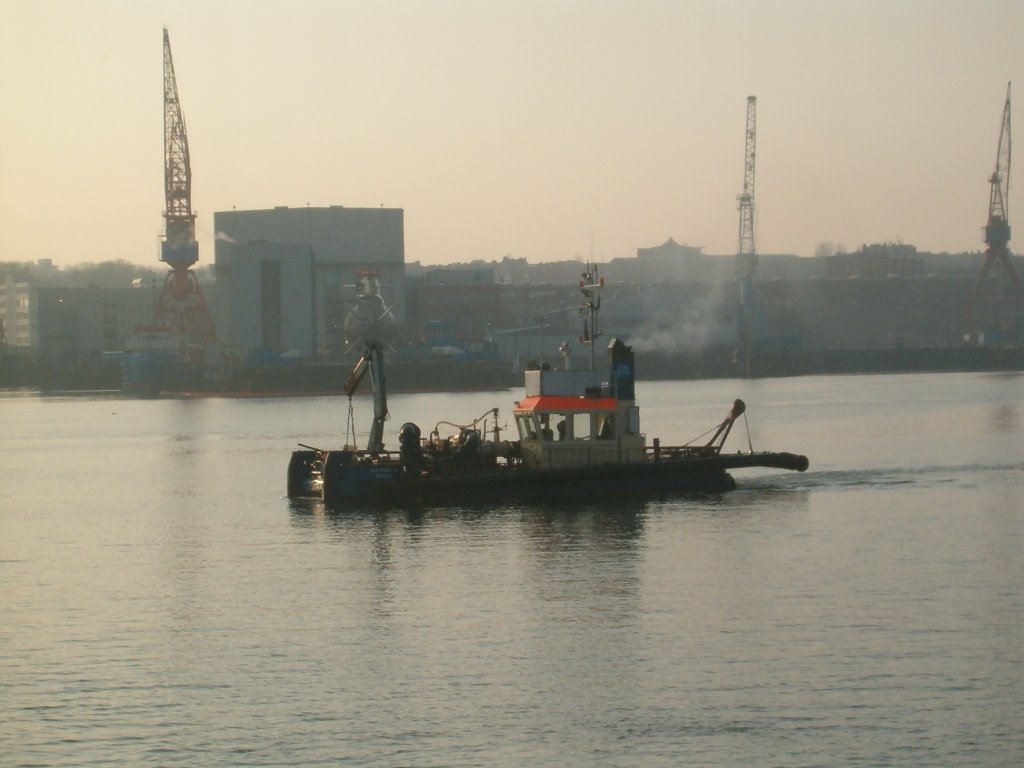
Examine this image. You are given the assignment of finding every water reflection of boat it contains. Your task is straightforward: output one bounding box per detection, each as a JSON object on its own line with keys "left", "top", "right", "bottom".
{"left": 287, "top": 267, "right": 809, "bottom": 506}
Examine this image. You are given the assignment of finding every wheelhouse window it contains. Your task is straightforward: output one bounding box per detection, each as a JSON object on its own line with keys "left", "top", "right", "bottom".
{"left": 516, "top": 414, "right": 539, "bottom": 441}
{"left": 519, "top": 409, "right": 620, "bottom": 442}
{"left": 595, "top": 412, "right": 615, "bottom": 439}
{"left": 538, "top": 414, "right": 554, "bottom": 441}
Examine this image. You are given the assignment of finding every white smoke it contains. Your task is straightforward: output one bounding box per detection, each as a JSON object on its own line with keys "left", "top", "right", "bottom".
{"left": 625, "top": 284, "right": 735, "bottom": 353}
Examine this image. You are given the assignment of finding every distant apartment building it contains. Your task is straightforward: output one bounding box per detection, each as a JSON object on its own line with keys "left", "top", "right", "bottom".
{"left": 0, "top": 282, "right": 99, "bottom": 361}
{"left": 0, "top": 277, "right": 164, "bottom": 362}
{"left": 0, "top": 283, "right": 101, "bottom": 363}
{"left": 1, "top": 280, "right": 32, "bottom": 348}
{"left": 213, "top": 206, "right": 405, "bottom": 359}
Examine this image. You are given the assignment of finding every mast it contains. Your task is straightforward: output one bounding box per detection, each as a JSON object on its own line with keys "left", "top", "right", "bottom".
{"left": 578, "top": 264, "right": 603, "bottom": 371}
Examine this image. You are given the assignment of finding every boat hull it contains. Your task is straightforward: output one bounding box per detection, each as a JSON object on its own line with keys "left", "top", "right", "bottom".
{"left": 288, "top": 450, "right": 809, "bottom": 507}
{"left": 121, "top": 350, "right": 204, "bottom": 396}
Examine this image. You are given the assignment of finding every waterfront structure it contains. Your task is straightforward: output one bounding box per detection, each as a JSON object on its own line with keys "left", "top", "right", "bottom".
{"left": 4, "top": 229, "right": 1018, "bottom": 392}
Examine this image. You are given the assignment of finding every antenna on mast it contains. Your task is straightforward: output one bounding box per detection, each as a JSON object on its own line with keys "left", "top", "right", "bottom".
{"left": 579, "top": 263, "right": 603, "bottom": 371}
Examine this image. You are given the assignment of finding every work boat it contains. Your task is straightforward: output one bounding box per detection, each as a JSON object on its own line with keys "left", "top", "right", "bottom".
{"left": 287, "top": 269, "right": 809, "bottom": 505}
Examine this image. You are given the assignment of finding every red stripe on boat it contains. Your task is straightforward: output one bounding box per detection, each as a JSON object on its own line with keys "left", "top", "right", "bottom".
{"left": 514, "top": 396, "right": 619, "bottom": 412}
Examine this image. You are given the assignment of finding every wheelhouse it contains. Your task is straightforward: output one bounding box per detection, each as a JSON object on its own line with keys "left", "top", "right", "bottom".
{"left": 511, "top": 339, "right": 646, "bottom": 470}
{"left": 514, "top": 395, "right": 632, "bottom": 443}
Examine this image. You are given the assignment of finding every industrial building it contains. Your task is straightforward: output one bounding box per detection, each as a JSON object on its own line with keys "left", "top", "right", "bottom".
{"left": 214, "top": 241, "right": 316, "bottom": 358}
{"left": 213, "top": 206, "right": 405, "bottom": 360}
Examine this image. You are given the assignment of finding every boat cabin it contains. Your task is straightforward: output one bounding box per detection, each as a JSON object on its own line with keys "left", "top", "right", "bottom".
{"left": 512, "top": 339, "right": 646, "bottom": 470}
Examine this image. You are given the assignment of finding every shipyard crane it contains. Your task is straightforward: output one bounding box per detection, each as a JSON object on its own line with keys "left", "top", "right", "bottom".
{"left": 152, "top": 27, "right": 215, "bottom": 358}
{"left": 967, "top": 82, "right": 1022, "bottom": 340}
{"left": 736, "top": 96, "right": 758, "bottom": 374}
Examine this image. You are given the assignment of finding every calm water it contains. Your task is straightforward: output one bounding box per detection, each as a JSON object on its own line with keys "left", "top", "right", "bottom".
{"left": 1, "top": 372, "right": 1022, "bottom": 767}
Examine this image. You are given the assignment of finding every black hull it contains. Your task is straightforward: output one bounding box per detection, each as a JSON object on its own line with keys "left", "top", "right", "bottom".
{"left": 288, "top": 450, "right": 809, "bottom": 507}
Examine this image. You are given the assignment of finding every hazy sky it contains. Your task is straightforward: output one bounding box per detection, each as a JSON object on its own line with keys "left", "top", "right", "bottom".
{"left": 1, "top": 0, "right": 1021, "bottom": 269}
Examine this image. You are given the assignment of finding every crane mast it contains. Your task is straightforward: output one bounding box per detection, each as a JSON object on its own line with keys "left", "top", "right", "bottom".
{"left": 986, "top": 84, "right": 1012, "bottom": 248}
{"left": 150, "top": 28, "right": 216, "bottom": 358}
{"left": 737, "top": 95, "right": 757, "bottom": 262}
{"left": 736, "top": 96, "right": 758, "bottom": 375}
{"left": 162, "top": 27, "right": 196, "bottom": 264}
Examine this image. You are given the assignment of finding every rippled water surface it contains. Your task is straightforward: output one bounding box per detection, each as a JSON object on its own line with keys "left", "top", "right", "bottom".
{"left": 2, "top": 372, "right": 1022, "bottom": 766}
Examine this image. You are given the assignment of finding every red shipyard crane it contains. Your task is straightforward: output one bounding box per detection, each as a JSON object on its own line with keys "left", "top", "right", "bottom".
{"left": 966, "top": 83, "right": 1022, "bottom": 341}
{"left": 151, "top": 27, "right": 215, "bottom": 360}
